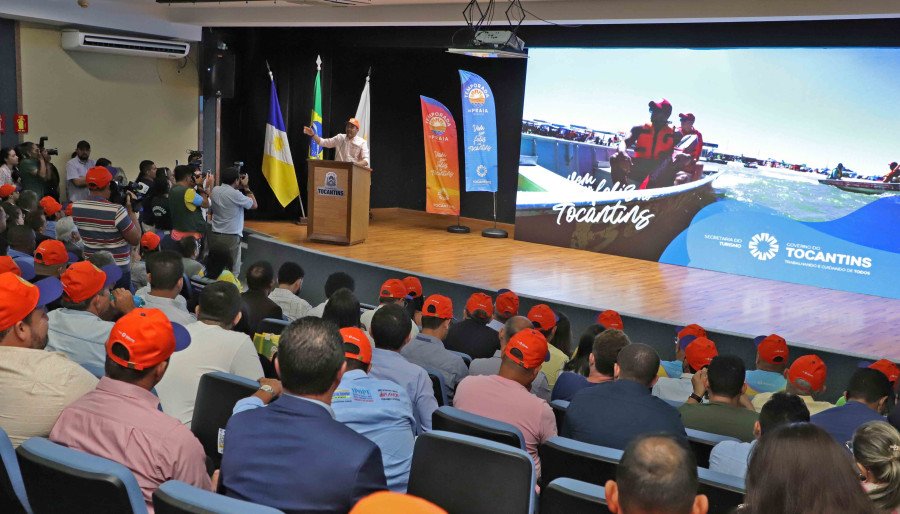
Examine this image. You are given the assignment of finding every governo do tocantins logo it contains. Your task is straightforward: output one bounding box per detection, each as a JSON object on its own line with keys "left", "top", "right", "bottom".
{"left": 749, "top": 233, "right": 779, "bottom": 261}
{"left": 426, "top": 112, "right": 451, "bottom": 136}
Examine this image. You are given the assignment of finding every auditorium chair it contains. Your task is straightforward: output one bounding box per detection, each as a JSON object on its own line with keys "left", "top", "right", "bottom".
{"left": 431, "top": 406, "right": 526, "bottom": 450}
{"left": 540, "top": 478, "right": 611, "bottom": 514}
{"left": 191, "top": 372, "right": 260, "bottom": 467}
{"left": 538, "top": 436, "right": 622, "bottom": 490}
{"left": 0, "top": 428, "right": 31, "bottom": 514}
{"left": 686, "top": 428, "right": 739, "bottom": 468}
{"left": 426, "top": 369, "right": 448, "bottom": 406}
{"left": 447, "top": 350, "right": 472, "bottom": 367}
{"left": 189, "top": 275, "right": 216, "bottom": 296}
{"left": 256, "top": 318, "right": 290, "bottom": 336}
{"left": 408, "top": 431, "right": 536, "bottom": 514}
{"left": 698, "top": 467, "right": 746, "bottom": 514}
{"left": 16, "top": 437, "right": 146, "bottom": 514}
{"left": 550, "top": 399, "right": 569, "bottom": 429}
{"left": 153, "top": 480, "right": 284, "bottom": 514}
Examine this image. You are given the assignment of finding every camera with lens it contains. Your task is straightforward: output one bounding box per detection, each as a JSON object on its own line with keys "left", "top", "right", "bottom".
{"left": 109, "top": 175, "right": 151, "bottom": 207}
{"left": 187, "top": 149, "right": 203, "bottom": 170}
{"left": 38, "top": 136, "right": 59, "bottom": 156}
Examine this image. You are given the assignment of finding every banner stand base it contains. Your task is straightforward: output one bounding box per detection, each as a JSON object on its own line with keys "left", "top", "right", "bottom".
{"left": 481, "top": 228, "right": 508, "bottom": 239}
{"left": 447, "top": 225, "right": 471, "bottom": 234}
{"left": 294, "top": 217, "right": 309, "bottom": 226}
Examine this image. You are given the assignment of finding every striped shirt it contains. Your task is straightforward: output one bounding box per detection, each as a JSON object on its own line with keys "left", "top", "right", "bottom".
{"left": 72, "top": 196, "right": 134, "bottom": 266}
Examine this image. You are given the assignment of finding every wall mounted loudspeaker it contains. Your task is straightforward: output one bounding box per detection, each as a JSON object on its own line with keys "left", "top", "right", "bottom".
{"left": 204, "top": 50, "right": 235, "bottom": 99}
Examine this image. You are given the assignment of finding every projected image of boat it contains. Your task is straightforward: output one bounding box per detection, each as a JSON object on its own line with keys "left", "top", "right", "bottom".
{"left": 818, "top": 178, "right": 900, "bottom": 195}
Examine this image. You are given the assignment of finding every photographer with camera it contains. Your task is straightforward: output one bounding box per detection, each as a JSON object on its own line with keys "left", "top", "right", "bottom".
{"left": 65, "top": 140, "right": 95, "bottom": 202}
{"left": 169, "top": 164, "right": 211, "bottom": 248}
{"left": 209, "top": 164, "right": 257, "bottom": 274}
{"left": 14, "top": 142, "right": 52, "bottom": 197}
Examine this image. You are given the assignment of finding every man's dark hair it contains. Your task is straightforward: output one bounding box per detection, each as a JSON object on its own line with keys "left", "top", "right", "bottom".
{"left": 177, "top": 236, "right": 199, "bottom": 259}
{"left": 104, "top": 343, "right": 156, "bottom": 383}
{"left": 706, "top": 355, "right": 746, "bottom": 398}
{"left": 847, "top": 368, "right": 892, "bottom": 404}
{"left": 76, "top": 140, "right": 91, "bottom": 151}
{"left": 758, "top": 392, "right": 811, "bottom": 435}
{"left": 138, "top": 160, "right": 155, "bottom": 177}
{"left": 7, "top": 225, "right": 35, "bottom": 253}
{"left": 95, "top": 158, "right": 112, "bottom": 168}
{"left": 616, "top": 434, "right": 698, "bottom": 514}
{"left": 616, "top": 343, "right": 660, "bottom": 386}
{"left": 371, "top": 303, "right": 412, "bottom": 351}
{"left": 173, "top": 164, "right": 195, "bottom": 182}
{"left": 322, "top": 288, "right": 360, "bottom": 329}
{"left": 421, "top": 316, "right": 446, "bottom": 331}
{"left": 246, "top": 261, "right": 275, "bottom": 292}
{"left": 277, "top": 262, "right": 305, "bottom": 285}
{"left": 17, "top": 190, "right": 38, "bottom": 213}
{"left": 220, "top": 166, "right": 240, "bottom": 186}
{"left": 592, "top": 329, "right": 631, "bottom": 376}
{"left": 324, "top": 272, "right": 355, "bottom": 298}
{"left": 146, "top": 250, "right": 184, "bottom": 290}
{"left": 277, "top": 317, "right": 344, "bottom": 395}
{"left": 1, "top": 204, "right": 21, "bottom": 224}
{"left": 24, "top": 210, "right": 45, "bottom": 232}
{"left": 198, "top": 281, "right": 242, "bottom": 325}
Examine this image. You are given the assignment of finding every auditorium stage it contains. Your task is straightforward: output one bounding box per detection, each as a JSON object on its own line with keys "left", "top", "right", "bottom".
{"left": 246, "top": 208, "right": 900, "bottom": 361}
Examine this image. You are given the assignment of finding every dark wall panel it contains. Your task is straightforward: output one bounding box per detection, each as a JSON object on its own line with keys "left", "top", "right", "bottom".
{"left": 0, "top": 18, "right": 18, "bottom": 149}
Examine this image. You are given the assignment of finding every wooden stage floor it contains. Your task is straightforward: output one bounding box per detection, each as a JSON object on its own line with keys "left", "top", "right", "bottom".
{"left": 247, "top": 208, "right": 900, "bottom": 361}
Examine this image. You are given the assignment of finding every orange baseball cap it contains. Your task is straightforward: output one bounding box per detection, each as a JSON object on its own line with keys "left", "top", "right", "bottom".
{"left": 422, "top": 294, "right": 453, "bottom": 319}
{"left": 140, "top": 231, "right": 161, "bottom": 251}
{"left": 65, "top": 203, "right": 74, "bottom": 217}
{"left": 787, "top": 354, "right": 827, "bottom": 393}
{"left": 350, "top": 491, "right": 446, "bottom": 514}
{"left": 403, "top": 276, "right": 423, "bottom": 298}
{"left": 495, "top": 289, "right": 519, "bottom": 317}
{"left": 86, "top": 166, "right": 113, "bottom": 189}
{"left": 754, "top": 334, "right": 788, "bottom": 365}
{"left": 0, "top": 256, "right": 35, "bottom": 280}
{"left": 505, "top": 328, "right": 550, "bottom": 369}
{"left": 684, "top": 337, "right": 718, "bottom": 371}
{"left": 0, "top": 184, "right": 16, "bottom": 199}
{"left": 869, "top": 359, "right": 900, "bottom": 384}
{"left": 677, "top": 323, "right": 706, "bottom": 340}
{"left": 61, "top": 261, "right": 122, "bottom": 303}
{"left": 527, "top": 304, "right": 557, "bottom": 332}
{"left": 379, "top": 279, "right": 409, "bottom": 300}
{"left": 34, "top": 240, "right": 69, "bottom": 266}
{"left": 106, "top": 308, "right": 191, "bottom": 371}
{"left": 0, "top": 273, "right": 63, "bottom": 331}
{"left": 39, "top": 196, "right": 63, "bottom": 217}
{"left": 597, "top": 309, "right": 624, "bottom": 330}
{"left": 341, "top": 327, "right": 373, "bottom": 365}
{"left": 348, "top": 118, "right": 361, "bottom": 129}
{"left": 465, "top": 292, "right": 493, "bottom": 318}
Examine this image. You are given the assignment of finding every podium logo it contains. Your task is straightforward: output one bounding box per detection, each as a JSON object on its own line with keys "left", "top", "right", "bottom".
{"left": 325, "top": 172, "right": 337, "bottom": 188}
{"left": 316, "top": 171, "right": 345, "bottom": 197}
{"left": 749, "top": 233, "right": 779, "bottom": 261}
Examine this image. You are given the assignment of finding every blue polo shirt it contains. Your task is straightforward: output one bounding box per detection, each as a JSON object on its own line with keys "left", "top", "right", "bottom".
{"left": 811, "top": 400, "right": 885, "bottom": 446}
{"left": 369, "top": 348, "right": 438, "bottom": 434}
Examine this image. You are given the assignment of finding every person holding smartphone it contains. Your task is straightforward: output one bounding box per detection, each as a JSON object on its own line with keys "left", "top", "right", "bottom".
{"left": 209, "top": 165, "right": 257, "bottom": 274}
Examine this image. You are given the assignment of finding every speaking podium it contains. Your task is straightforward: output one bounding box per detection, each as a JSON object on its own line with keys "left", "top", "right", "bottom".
{"left": 307, "top": 160, "right": 371, "bottom": 245}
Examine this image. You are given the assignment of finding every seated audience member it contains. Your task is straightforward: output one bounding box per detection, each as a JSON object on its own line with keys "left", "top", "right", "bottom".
{"left": 453, "top": 328, "right": 557, "bottom": 476}
{"left": 0, "top": 256, "right": 32, "bottom": 280}
{"left": 837, "top": 359, "right": 900, "bottom": 407}
{"left": 50, "top": 308, "right": 210, "bottom": 509}
{"left": 744, "top": 334, "right": 789, "bottom": 397}
{"left": 323, "top": 287, "right": 363, "bottom": 329}
{"left": 33, "top": 239, "right": 69, "bottom": 280}
{"left": 812, "top": 368, "right": 892, "bottom": 445}
{"left": 653, "top": 336, "right": 718, "bottom": 403}
{"left": 527, "top": 303, "right": 568, "bottom": 387}
{"left": 350, "top": 491, "right": 446, "bottom": 514}
{"left": 741, "top": 423, "right": 876, "bottom": 514}
{"left": 0, "top": 184, "right": 19, "bottom": 205}
{"left": 156, "top": 282, "right": 264, "bottom": 426}
{"left": 0, "top": 272, "right": 97, "bottom": 447}
{"left": 47, "top": 262, "right": 133, "bottom": 369}
{"left": 361, "top": 279, "right": 419, "bottom": 340}
{"left": 553, "top": 328, "right": 631, "bottom": 402}
{"left": 16, "top": 190, "right": 38, "bottom": 216}
{"left": 368, "top": 303, "right": 438, "bottom": 433}
{"left": 39, "top": 195, "right": 63, "bottom": 239}
{"left": 199, "top": 242, "right": 241, "bottom": 290}
{"left": 137, "top": 251, "right": 196, "bottom": 326}
{"left": 444, "top": 292, "right": 500, "bottom": 360}
{"left": 401, "top": 294, "right": 468, "bottom": 402}
{"left": 710, "top": 392, "right": 810, "bottom": 479}
{"left": 488, "top": 289, "right": 519, "bottom": 332}
{"left": 332, "top": 327, "right": 415, "bottom": 492}
{"left": 596, "top": 309, "right": 625, "bottom": 332}
{"left": 852, "top": 420, "right": 900, "bottom": 514}
{"left": 178, "top": 235, "right": 204, "bottom": 278}
{"left": 307, "top": 271, "right": 355, "bottom": 318}
{"left": 7, "top": 225, "right": 36, "bottom": 268}
{"left": 752, "top": 354, "right": 833, "bottom": 415}
{"left": 469, "top": 315, "right": 550, "bottom": 400}
{"left": 563, "top": 324, "right": 605, "bottom": 377}
{"left": 55, "top": 216, "right": 84, "bottom": 261}
{"left": 220, "top": 318, "right": 387, "bottom": 511}
{"left": 605, "top": 434, "right": 708, "bottom": 514}
{"left": 564, "top": 343, "right": 687, "bottom": 449}
{"left": 269, "top": 261, "right": 312, "bottom": 321}
{"left": 660, "top": 324, "right": 707, "bottom": 378}
{"left": 240, "top": 261, "right": 283, "bottom": 334}
{"left": 130, "top": 231, "right": 160, "bottom": 291}
{"left": 88, "top": 249, "right": 116, "bottom": 269}
{"left": 679, "top": 355, "right": 758, "bottom": 442}
{"left": 25, "top": 209, "right": 50, "bottom": 245}
{"left": 402, "top": 276, "right": 424, "bottom": 330}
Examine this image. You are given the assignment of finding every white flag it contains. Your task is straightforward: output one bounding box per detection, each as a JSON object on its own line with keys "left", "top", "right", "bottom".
{"left": 354, "top": 72, "right": 371, "bottom": 165}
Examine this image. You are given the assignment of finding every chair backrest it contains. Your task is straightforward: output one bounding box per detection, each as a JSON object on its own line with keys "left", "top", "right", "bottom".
{"left": 431, "top": 406, "right": 526, "bottom": 450}
{"left": 698, "top": 467, "right": 746, "bottom": 514}
{"left": 0, "top": 428, "right": 31, "bottom": 514}
{"left": 447, "top": 350, "right": 472, "bottom": 367}
{"left": 540, "top": 478, "right": 611, "bottom": 514}
{"left": 189, "top": 275, "right": 216, "bottom": 296}
{"left": 538, "top": 436, "right": 622, "bottom": 490}
{"left": 408, "top": 431, "right": 535, "bottom": 514}
{"left": 191, "top": 372, "right": 259, "bottom": 467}
{"left": 153, "top": 480, "right": 284, "bottom": 514}
{"left": 180, "top": 273, "right": 193, "bottom": 301}
{"left": 426, "top": 370, "right": 448, "bottom": 407}
{"left": 686, "top": 428, "right": 739, "bottom": 468}
{"left": 16, "top": 437, "right": 146, "bottom": 514}
{"left": 256, "top": 318, "right": 290, "bottom": 337}
{"left": 550, "top": 399, "right": 569, "bottom": 430}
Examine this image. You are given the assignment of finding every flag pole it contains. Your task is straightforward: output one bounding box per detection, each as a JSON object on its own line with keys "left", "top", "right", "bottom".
{"left": 481, "top": 191, "right": 507, "bottom": 238}
{"left": 268, "top": 61, "right": 307, "bottom": 223}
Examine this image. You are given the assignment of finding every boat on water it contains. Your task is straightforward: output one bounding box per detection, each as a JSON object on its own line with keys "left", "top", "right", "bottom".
{"left": 818, "top": 178, "right": 900, "bottom": 195}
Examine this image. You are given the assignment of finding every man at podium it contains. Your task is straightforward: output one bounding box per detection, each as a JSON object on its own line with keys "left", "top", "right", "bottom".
{"left": 303, "top": 118, "right": 370, "bottom": 168}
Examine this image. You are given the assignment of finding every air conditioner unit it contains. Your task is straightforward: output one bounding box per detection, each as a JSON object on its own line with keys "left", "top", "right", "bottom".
{"left": 61, "top": 29, "right": 190, "bottom": 59}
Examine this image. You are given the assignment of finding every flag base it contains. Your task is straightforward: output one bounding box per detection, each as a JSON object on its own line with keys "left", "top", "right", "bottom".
{"left": 294, "top": 217, "right": 309, "bottom": 226}
{"left": 447, "top": 225, "right": 471, "bottom": 234}
{"left": 481, "top": 228, "right": 508, "bottom": 239}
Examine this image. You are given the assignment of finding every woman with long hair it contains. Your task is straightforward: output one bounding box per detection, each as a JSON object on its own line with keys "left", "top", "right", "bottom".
{"left": 201, "top": 242, "right": 241, "bottom": 290}
{"left": 853, "top": 421, "right": 900, "bottom": 514}
{"left": 548, "top": 311, "right": 572, "bottom": 356}
{"left": 0, "top": 147, "right": 18, "bottom": 186}
{"left": 564, "top": 324, "right": 605, "bottom": 376}
{"left": 323, "top": 288, "right": 362, "bottom": 329}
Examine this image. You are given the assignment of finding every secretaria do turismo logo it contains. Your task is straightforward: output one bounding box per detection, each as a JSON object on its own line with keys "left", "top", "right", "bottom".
{"left": 748, "top": 233, "right": 779, "bottom": 261}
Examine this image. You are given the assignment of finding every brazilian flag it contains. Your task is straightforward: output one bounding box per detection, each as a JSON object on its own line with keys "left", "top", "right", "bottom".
{"left": 309, "top": 64, "right": 323, "bottom": 160}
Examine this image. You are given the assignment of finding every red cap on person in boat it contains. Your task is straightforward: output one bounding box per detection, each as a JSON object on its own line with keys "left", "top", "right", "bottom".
{"left": 678, "top": 113, "right": 696, "bottom": 122}
{"left": 649, "top": 99, "right": 672, "bottom": 113}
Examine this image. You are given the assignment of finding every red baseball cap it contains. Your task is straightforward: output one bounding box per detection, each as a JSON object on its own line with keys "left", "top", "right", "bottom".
{"left": 39, "top": 196, "right": 63, "bottom": 217}
{"left": 465, "top": 292, "right": 493, "bottom": 318}
{"left": 422, "top": 294, "right": 453, "bottom": 319}
{"left": 678, "top": 112, "right": 696, "bottom": 122}
{"left": 869, "top": 359, "right": 900, "bottom": 384}
{"left": 649, "top": 99, "right": 672, "bottom": 112}
{"left": 403, "top": 276, "right": 423, "bottom": 298}
{"left": 340, "top": 327, "right": 372, "bottom": 365}
{"left": 527, "top": 304, "right": 557, "bottom": 332}
{"left": 86, "top": 166, "right": 113, "bottom": 189}
{"left": 0, "top": 184, "right": 16, "bottom": 199}
{"left": 0, "top": 256, "right": 35, "bottom": 281}
{"left": 684, "top": 337, "right": 718, "bottom": 371}
{"left": 106, "top": 308, "right": 191, "bottom": 371}
{"left": 505, "top": 328, "right": 550, "bottom": 369}
{"left": 379, "top": 279, "right": 408, "bottom": 300}
{"left": 787, "top": 354, "right": 827, "bottom": 393}
{"left": 495, "top": 290, "right": 519, "bottom": 317}
{"left": 34, "top": 240, "right": 69, "bottom": 266}
{"left": 65, "top": 203, "right": 74, "bottom": 217}
{"left": 0, "top": 272, "right": 63, "bottom": 331}
{"left": 596, "top": 310, "right": 624, "bottom": 330}
{"left": 754, "top": 334, "right": 788, "bottom": 365}
{"left": 61, "top": 261, "right": 122, "bottom": 303}
{"left": 140, "top": 232, "right": 161, "bottom": 252}
{"left": 677, "top": 324, "right": 706, "bottom": 341}
{"left": 348, "top": 118, "right": 361, "bottom": 129}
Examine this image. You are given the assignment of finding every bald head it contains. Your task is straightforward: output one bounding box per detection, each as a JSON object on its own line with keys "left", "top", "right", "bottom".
{"left": 616, "top": 343, "right": 660, "bottom": 387}
{"left": 499, "top": 316, "right": 533, "bottom": 349}
{"left": 612, "top": 435, "right": 702, "bottom": 514}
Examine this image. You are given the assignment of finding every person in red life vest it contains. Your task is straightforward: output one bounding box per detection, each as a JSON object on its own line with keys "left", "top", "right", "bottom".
{"left": 621, "top": 99, "right": 676, "bottom": 186}
{"left": 883, "top": 162, "right": 900, "bottom": 183}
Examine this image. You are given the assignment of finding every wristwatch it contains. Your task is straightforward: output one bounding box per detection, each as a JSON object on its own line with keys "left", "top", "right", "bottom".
{"left": 259, "top": 384, "right": 276, "bottom": 398}
{"left": 689, "top": 392, "right": 704, "bottom": 403}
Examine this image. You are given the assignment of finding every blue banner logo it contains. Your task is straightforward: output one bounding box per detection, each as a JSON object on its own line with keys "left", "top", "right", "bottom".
{"left": 459, "top": 70, "right": 498, "bottom": 193}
